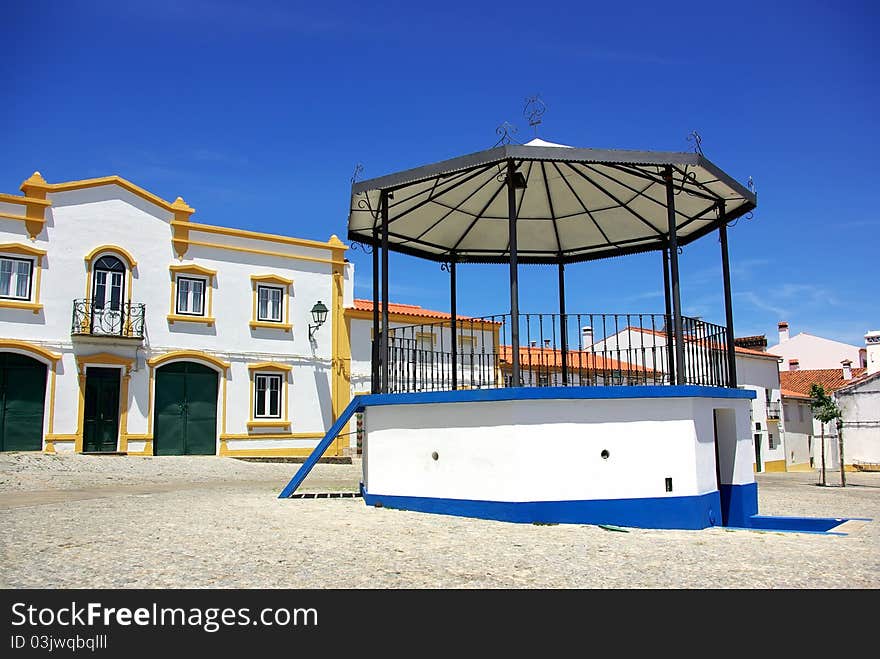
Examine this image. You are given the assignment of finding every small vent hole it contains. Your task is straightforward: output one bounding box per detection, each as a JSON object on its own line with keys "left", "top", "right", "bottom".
{"left": 665, "top": 477, "right": 673, "bottom": 492}
{"left": 431, "top": 451, "right": 439, "bottom": 461}
{"left": 600, "top": 449, "right": 610, "bottom": 460}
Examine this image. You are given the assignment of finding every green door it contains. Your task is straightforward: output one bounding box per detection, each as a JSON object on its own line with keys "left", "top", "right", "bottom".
{"left": 83, "top": 367, "right": 121, "bottom": 452}
{"left": 0, "top": 353, "right": 47, "bottom": 451}
{"left": 154, "top": 362, "right": 218, "bottom": 456}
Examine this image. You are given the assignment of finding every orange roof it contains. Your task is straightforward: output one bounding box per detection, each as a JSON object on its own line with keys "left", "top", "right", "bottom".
{"left": 780, "top": 368, "right": 868, "bottom": 396}
{"left": 781, "top": 388, "right": 811, "bottom": 400}
{"left": 348, "top": 299, "right": 484, "bottom": 322}
{"left": 498, "top": 345, "right": 653, "bottom": 373}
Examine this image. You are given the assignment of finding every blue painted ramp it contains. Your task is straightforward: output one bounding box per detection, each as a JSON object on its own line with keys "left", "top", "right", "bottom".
{"left": 278, "top": 396, "right": 363, "bottom": 498}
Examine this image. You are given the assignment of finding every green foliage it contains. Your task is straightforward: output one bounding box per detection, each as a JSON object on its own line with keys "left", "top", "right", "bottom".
{"left": 809, "top": 383, "right": 842, "bottom": 426}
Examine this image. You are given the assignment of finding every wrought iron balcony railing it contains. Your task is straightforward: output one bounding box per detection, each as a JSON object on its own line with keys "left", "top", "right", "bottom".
{"left": 766, "top": 401, "right": 781, "bottom": 419}
{"left": 71, "top": 299, "right": 146, "bottom": 339}
{"left": 374, "top": 312, "right": 731, "bottom": 393}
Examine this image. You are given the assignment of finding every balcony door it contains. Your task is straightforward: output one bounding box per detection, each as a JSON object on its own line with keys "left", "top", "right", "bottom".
{"left": 91, "top": 256, "right": 125, "bottom": 336}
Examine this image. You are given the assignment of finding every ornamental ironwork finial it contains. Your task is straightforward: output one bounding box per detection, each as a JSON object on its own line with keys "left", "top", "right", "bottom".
{"left": 687, "top": 130, "right": 703, "bottom": 155}
{"left": 494, "top": 121, "right": 518, "bottom": 146}
{"left": 523, "top": 95, "right": 547, "bottom": 135}
{"left": 351, "top": 163, "right": 364, "bottom": 184}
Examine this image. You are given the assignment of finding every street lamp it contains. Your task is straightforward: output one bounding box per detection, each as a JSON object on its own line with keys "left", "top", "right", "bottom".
{"left": 309, "top": 301, "right": 329, "bottom": 340}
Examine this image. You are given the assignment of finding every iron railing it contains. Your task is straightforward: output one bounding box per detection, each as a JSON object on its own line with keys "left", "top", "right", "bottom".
{"left": 375, "top": 312, "right": 730, "bottom": 393}
{"left": 766, "top": 401, "right": 781, "bottom": 419}
{"left": 71, "top": 299, "right": 146, "bottom": 339}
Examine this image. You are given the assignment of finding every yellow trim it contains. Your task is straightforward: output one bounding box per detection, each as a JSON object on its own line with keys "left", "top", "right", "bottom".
{"left": 47, "top": 368, "right": 57, "bottom": 436}
{"left": 0, "top": 339, "right": 61, "bottom": 363}
{"left": 218, "top": 446, "right": 316, "bottom": 457}
{"left": 246, "top": 420, "right": 292, "bottom": 430}
{"left": 222, "top": 371, "right": 227, "bottom": 436}
{"left": 762, "top": 459, "right": 787, "bottom": 472}
{"left": 3, "top": 175, "right": 50, "bottom": 239}
{"left": 167, "top": 313, "right": 216, "bottom": 326}
{"left": 75, "top": 353, "right": 134, "bottom": 374}
{"left": 184, "top": 238, "right": 345, "bottom": 265}
{"left": 84, "top": 244, "right": 138, "bottom": 269}
{"left": 74, "top": 373, "right": 85, "bottom": 452}
{"left": 220, "top": 432, "right": 323, "bottom": 440}
{"left": 249, "top": 320, "right": 292, "bottom": 331}
{"left": 250, "top": 275, "right": 293, "bottom": 331}
{"left": 0, "top": 300, "right": 43, "bottom": 313}
{"left": 0, "top": 242, "right": 46, "bottom": 258}
{"left": 21, "top": 173, "right": 195, "bottom": 216}
{"left": 119, "top": 373, "right": 130, "bottom": 453}
{"left": 176, "top": 220, "right": 346, "bottom": 252}
{"left": 169, "top": 263, "right": 217, "bottom": 277}
{"left": 147, "top": 350, "right": 230, "bottom": 371}
{"left": 415, "top": 331, "right": 437, "bottom": 344}
{"left": 0, "top": 192, "right": 52, "bottom": 207}
{"left": 331, "top": 245, "right": 350, "bottom": 457}
{"left": 786, "top": 462, "right": 814, "bottom": 472}
{"left": 45, "top": 434, "right": 78, "bottom": 441}
{"left": 247, "top": 362, "right": 293, "bottom": 372}
{"left": 250, "top": 274, "right": 293, "bottom": 286}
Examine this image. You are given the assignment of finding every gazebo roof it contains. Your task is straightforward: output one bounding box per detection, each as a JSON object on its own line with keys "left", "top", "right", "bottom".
{"left": 348, "top": 138, "right": 756, "bottom": 264}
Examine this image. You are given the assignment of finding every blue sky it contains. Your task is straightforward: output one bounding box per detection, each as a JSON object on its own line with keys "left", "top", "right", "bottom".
{"left": 4, "top": 0, "right": 878, "bottom": 346}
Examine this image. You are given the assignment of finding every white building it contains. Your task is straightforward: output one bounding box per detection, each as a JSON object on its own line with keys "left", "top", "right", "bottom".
{"left": 0, "top": 172, "right": 353, "bottom": 458}
{"left": 769, "top": 321, "right": 866, "bottom": 371}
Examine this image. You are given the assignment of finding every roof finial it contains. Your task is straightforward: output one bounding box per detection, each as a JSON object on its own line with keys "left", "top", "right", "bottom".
{"left": 524, "top": 95, "right": 547, "bottom": 136}
{"left": 494, "top": 121, "right": 518, "bottom": 146}
{"left": 687, "top": 130, "right": 703, "bottom": 155}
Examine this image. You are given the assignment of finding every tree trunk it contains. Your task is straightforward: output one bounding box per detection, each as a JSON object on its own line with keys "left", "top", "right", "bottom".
{"left": 820, "top": 423, "right": 826, "bottom": 486}
{"left": 838, "top": 421, "right": 846, "bottom": 487}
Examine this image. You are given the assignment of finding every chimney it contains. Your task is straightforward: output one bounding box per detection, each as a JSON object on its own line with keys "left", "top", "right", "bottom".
{"left": 788, "top": 359, "right": 799, "bottom": 371}
{"left": 841, "top": 359, "right": 853, "bottom": 381}
{"left": 581, "top": 326, "right": 593, "bottom": 347}
{"left": 543, "top": 339, "right": 551, "bottom": 348}
{"left": 778, "top": 321, "right": 789, "bottom": 343}
{"left": 866, "top": 330, "right": 880, "bottom": 375}
{"left": 530, "top": 340, "right": 537, "bottom": 348}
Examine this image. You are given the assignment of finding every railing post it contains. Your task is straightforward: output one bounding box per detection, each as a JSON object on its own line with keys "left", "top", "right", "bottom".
{"left": 450, "top": 257, "right": 457, "bottom": 390}
{"left": 664, "top": 167, "right": 686, "bottom": 385}
{"left": 380, "top": 191, "right": 390, "bottom": 394}
{"left": 558, "top": 261, "right": 568, "bottom": 386}
{"left": 507, "top": 159, "right": 521, "bottom": 387}
{"left": 718, "top": 201, "right": 738, "bottom": 388}
{"left": 371, "top": 226, "right": 380, "bottom": 394}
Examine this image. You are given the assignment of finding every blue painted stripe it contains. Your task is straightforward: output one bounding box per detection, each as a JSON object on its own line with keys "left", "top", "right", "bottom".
{"left": 746, "top": 515, "right": 851, "bottom": 533}
{"left": 362, "top": 489, "right": 723, "bottom": 530}
{"left": 719, "top": 482, "right": 759, "bottom": 527}
{"left": 277, "top": 395, "right": 364, "bottom": 499}
{"left": 356, "top": 384, "right": 755, "bottom": 408}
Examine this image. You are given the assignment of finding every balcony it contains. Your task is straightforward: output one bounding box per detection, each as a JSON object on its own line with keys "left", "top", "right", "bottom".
{"left": 766, "top": 401, "right": 781, "bottom": 420}
{"left": 71, "top": 299, "right": 146, "bottom": 340}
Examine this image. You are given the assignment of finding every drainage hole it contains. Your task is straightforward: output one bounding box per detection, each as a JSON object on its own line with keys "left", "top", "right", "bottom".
{"left": 600, "top": 449, "right": 610, "bottom": 460}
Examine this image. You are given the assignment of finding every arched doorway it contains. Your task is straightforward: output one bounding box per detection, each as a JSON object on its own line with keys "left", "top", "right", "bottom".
{"left": 0, "top": 352, "right": 47, "bottom": 451}
{"left": 90, "top": 255, "right": 126, "bottom": 336}
{"left": 153, "top": 361, "right": 219, "bottom": 455}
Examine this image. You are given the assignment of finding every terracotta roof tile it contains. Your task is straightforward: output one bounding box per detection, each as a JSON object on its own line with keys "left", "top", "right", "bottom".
{"left": 499, "top": 345, "right": 653, "bottom": 373}
{"left": 623, "top": 326, "right": 780, "bottom": 359}
{"left": 780, "top": 368, "right": 868, "bottom": 396}
{"left": 349, "top": 299, "right": 493, "bottom": 322}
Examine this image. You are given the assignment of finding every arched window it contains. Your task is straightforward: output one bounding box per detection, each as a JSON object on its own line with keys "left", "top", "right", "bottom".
{"left": 92, "top": 255, "right": 125, "bottom": 311}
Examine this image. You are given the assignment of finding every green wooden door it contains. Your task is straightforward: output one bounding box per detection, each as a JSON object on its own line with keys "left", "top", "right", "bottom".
{"left": 154, "top": 362, "right": 218, "bottom": 456}
{"left": 0, "top": 353, "right": 47, "bottom": 451}
{"left": 83, "top": 367, "right": 121, "bottom": 452}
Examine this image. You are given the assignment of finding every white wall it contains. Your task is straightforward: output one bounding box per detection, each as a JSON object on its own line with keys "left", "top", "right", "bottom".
{"left": 837, "top": 376, "right": 880, "bottom": 465}
{"left": 363, "top": 396, "right": 753, "bottom": 502}
{"left": 769, "top": 332, "right": 863, "bottom": 371}
{"left": 781, "top": 397, "right": 813, "bottom": 468}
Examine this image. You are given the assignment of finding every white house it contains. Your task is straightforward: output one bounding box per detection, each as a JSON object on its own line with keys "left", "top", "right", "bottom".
{"left": 0, "top": 172, "right": 353, "bottom": 459}
{"left": 769, "top": 321, "right": 866, "bottom": 371}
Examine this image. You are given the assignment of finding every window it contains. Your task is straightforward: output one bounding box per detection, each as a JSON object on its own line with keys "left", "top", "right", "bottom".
{"left": 416, "top": 333, "right": 436, "bottom": 350}
{"left": 457, "top": 335, "right": 477, "bottom": 354}
{"left": 768, "top": 433, "right": 777, "bottom": 450}
{"left": 0, "top": 257, "right": 32, "bottom": 300}
{"left": 257, "top": 285, "right": 283, "bottom": 322}
{"left": 249, "top": 274, "right": 292, "bottom": 331}
{"left": 798, "top": 404, "right": 805, "bottom": 423}
{"left": 538, "top": 373, "right": 549, "bottom": 387}
{"left": 254, "top": 374, "right": 282, "bottom": 418}
{"left": 176, "top": 277, "right": 206, "bottom": 316}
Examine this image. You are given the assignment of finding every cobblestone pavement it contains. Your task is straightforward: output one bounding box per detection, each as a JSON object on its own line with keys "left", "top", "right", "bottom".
{"left": 1, "top": 454, "right": 877, "bottom": 588}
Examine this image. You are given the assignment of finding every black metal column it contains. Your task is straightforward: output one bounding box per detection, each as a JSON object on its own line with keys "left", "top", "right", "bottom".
{"left": 450, "top": 257, "right": 457, "bottom": 390}
{"left": 718, "top": 201, "right": 738, "bottom": 388}
{"left": 664, "top": 167, "right": 686, "bottom": 385}
{"left": 662, "top": 248, "right": 675, "bottom": 384}
{"left": 506, "top": 159, "right": 521, "bottom": 387}
{"left": 371, "top": 227, "right": 380, "bottom": 393}
{"left": 380, "top": 190, "right": 390, "bottom": 393}
{"left": 558, "top": 261, "right": 568, "bottom": 385}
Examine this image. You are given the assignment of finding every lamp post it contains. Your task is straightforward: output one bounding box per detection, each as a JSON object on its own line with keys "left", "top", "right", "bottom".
{"left": 309, "top": 301, "right": 329, "bottom": 340}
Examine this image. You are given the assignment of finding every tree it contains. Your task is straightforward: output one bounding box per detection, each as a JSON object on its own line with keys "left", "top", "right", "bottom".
{"left": 809, "top": 383, "right": 844, "bottom": 487}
